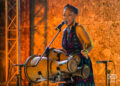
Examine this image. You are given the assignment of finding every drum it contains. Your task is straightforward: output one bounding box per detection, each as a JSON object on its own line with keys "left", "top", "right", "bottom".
{"left": 68, "top": 55, "right": 81, "bottom": 65}
{"left": 24, "top": 55, "right": 59, "bottom": 83}
{"left": 43, "top": 48, "right": 68, "bottom": 61}
{"left": 24, "top": 55, "right": 78, "bottom": 83}
{"left": 72, "top": 65, "right": 90, "bottom": 79}
{"left": 58, "top": 59, "right": 78, "bottom": 73}
{"left": 44, "top": 48, "right": 81, "bottom": 65}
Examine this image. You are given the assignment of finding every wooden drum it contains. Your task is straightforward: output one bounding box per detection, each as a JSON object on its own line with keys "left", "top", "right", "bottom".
{"left": 44, "top": 48, "right": 81, "bottom": 65}
{"left": 24, "top": 55, "right": 78, "bottom": 83}
{"left": 24, "top": 55, "right": 59, "bottom": 83}
{"left": 43, "top": 48, "right": 68, "bottom": 61}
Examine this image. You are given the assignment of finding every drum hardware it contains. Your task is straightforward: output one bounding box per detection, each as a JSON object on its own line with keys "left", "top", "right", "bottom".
{"left": 57, "top": 74, "right": 61, "bottom": 82}
{"left": 56, "top": 67, "right": 62, "bottom": 82}
{"left": 67, "top": 55, "right": 73, "bottom": 60}
{"left": 56, "top": 69, "right": 62, "bottom": 80}
{"left": 57, "top": 67, "right": 61, "bottom": 75}
{"left": 71, "top": 77, "right": 74, "bottom": 82}
{"left": 14, "top": 64, "right": 25, "bottom": 86}
{"left": 37, "top": 71, "right": 47, "bottom": 82}
{"left": 58, "top": 60, "right": 68, "bottom": 65}
{"left": 53, "top": 49, "right": 65, "bottom": 53}
{"left": 57, "top": 73, "right": 74, "bottom": 84}
{"left": 38, "top": 71, "right": 43, "bottom": 80}
{"left": 77, "top": 66, "right": 82, "bottom": 70}
{"left": 50, "top": 74, "right": 59, "bottom": 83}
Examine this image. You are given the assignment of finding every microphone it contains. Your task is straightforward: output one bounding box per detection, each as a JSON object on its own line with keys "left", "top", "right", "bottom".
{"left": 55, "top": 21, "right": 65, "bottom": 30}
{"left": 96, "top": 60, "right": 112, "bottom": 64}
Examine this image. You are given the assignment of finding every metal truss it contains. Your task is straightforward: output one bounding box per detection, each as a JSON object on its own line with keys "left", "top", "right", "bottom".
{"left": 5, "top": 0, "right": 20, "bottom": 85}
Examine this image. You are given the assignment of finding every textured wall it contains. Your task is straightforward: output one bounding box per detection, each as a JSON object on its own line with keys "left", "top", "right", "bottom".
{"left": 21, "top": 0, "right": 120, "bottom": 85}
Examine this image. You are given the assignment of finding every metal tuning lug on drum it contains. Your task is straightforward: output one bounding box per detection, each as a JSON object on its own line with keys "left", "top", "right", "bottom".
{"left": 57, "top": 67, "right": 61, "bottom": 75}
{"left": 55, "top": 67, "right": 61, "bottom": 81}
{"left": 71, "top": 77, "right": 74, "bottom": 82}
{"left": 38, "top": 71, "right": 43, "bottom": 80}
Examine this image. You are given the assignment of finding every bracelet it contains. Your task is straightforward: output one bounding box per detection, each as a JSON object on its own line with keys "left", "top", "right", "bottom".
{"left": 84, "top": 49, "right": 88, "bottom": 53}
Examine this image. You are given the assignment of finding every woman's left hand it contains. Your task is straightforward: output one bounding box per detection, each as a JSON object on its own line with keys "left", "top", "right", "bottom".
{"left": 81, "top": 50, "right": 88, "bottom": 59}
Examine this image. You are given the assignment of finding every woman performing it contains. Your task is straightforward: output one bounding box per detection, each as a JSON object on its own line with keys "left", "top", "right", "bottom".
{"left": 61, "top": 4, "right": 95, "bottom": 86}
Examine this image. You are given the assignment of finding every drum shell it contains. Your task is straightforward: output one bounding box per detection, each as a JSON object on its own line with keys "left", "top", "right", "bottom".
{"left": 24, "top": 56, "right": 59, "bottom": 83}
{"left": 44, "top": 48, "right": 81, "bottom": 66}
{"left": 58, "top": 59, "right": 78, "bottom": 73}
{"left": 24, "top": 55, "right": 79, "bottom": 83}
{"left": 43, "top": 48, "right": 68, "bottom": 61}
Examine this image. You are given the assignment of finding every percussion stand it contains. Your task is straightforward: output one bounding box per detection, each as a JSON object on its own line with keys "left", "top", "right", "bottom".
{"left": 14, "top": 64, "right": 25, "bottom": 86}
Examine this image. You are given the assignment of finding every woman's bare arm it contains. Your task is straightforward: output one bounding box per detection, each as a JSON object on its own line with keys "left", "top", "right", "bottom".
{"left": 76, "top": 24, "right": 93, "bottom": 52}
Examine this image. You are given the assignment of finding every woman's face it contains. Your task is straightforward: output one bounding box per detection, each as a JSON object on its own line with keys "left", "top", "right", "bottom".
{"left": 63, "top": 8, "right": 76, "bottom": 26}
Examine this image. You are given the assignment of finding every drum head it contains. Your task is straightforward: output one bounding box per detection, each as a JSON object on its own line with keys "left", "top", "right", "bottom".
{"left": 67, "top": 59, "right": 78, "bottom": 73}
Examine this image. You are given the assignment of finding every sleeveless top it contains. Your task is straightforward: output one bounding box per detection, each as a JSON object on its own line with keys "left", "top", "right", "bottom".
{"left": 62, "top": 23, "right": 95, "bottom": 85}
{"left": 62, "top": 23, "right": 83, "bottom": 55}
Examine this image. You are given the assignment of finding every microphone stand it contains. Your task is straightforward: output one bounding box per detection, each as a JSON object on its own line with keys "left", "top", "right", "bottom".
{"left": 105, "top": 62, "right": 108, "bottom": 86}
{"left": 35, "top": 28, "right": 62, "bottom": 86}
{"left": 34, "top": 28, "right": 61, "bottom": 66}
{"left": 104, "top": 62, "right": 111, "bottom": 86}
{"left": 96, "top": 60, "right": 111, "bottom": 86}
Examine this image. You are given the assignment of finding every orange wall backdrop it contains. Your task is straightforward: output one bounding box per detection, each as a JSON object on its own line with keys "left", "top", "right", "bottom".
{"left": 21, "top": 0, "right": 120, "bottom": 86}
